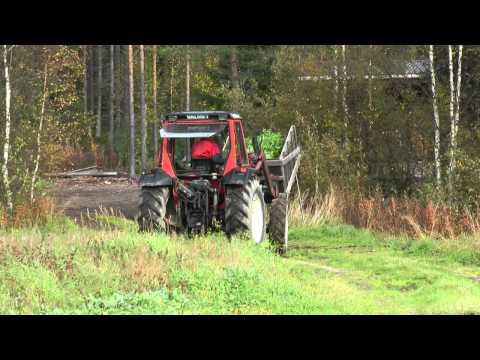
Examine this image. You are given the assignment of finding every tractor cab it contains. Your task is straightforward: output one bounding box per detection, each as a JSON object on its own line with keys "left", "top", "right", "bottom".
{"left": 158, "top": 112, "right": 249, "bottom": 180}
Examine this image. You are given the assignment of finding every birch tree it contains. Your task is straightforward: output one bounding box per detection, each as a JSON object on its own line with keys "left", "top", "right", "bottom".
{"left": 140, "top": 45, "right": 147, "bottom": 171}
{"left": 429, "top": 45, "right": 441, "bottom": 186}
{"left": 152, "top": 45, "right": 158, "bottom": 155}
{"left": 341, "top": 45, "right": 349, "bottom": 147}
{"left": 448, "top": 45, "right": 455, "bottom": 147}
{"left": 447, "top": 45, "right": 464, "bottom": 177}
{"left": 2, "top": 45, "right": 13, "bottom": 214}
{"left": 454, "top": 45, "right": 463, "bottom": 148}
{"left": 31, "top": 58, "right": 49, "bottom": 203}
{"left": 368, "top": 45, "right": 374, "bottom": 113}
{"left": 96, "top": 45, "right": 103, "bottom": 139}
{"left": 333, "top": 45, "right": 339, "bottom": 116}
{"left": 128, "top": 45, "right": 135, "bottom": 178}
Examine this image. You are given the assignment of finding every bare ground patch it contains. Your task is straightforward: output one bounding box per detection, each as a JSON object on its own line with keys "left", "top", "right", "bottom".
{"left": 51, "top": 177, "right": 141, "bottom": 221}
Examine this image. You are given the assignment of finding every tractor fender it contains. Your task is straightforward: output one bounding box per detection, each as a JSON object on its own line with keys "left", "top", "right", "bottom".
{"left": 223, "top": 168, "right": 256, "bottom": 186}
{"left": 139, "top": 168, "right": 173, "bottom": 188}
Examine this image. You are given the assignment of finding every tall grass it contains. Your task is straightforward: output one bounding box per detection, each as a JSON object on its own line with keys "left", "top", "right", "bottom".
{"left": 289, "top": 186, "right": 480, "bottom": 240}
{"left": 0, "top": 196, "right": 57, "bottom": 228}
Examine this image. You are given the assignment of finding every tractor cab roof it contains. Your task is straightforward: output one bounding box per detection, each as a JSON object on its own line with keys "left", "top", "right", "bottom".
{"left": 165, "top": 111, "right": 241, "bottom": 121}
{"left": 160, "top": 122, "right": 228, "bottom": 139}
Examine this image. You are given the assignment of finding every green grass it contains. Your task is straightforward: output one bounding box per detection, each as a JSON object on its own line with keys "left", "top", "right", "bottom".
{"left": 1, "top": 216, "right": 480, "bottom": 314}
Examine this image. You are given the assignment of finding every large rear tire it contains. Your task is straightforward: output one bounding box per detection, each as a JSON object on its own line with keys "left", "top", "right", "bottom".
{"left": 138, "top": 187, "right": 169, "bottom": 232}
{"left": 225, "top": 178, "right": 266, "bottom": 243}
{"left": 268, "top": 194, "right": 288, "bottom": 254}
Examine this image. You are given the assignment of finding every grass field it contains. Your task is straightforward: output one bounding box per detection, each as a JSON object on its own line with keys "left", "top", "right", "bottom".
{"left": 1, "top": 215, "right": 480, "bottom": 314}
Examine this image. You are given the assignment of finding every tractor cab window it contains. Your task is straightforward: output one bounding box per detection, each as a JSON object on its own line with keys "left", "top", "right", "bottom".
{"left": 216, "top": 126, "right": 230, "bottom": 160}
{"left": 235, "top": 122, "right": 248, "bottom": 165}
{"left": 160, "top": 123, "right": 229, "bottom": 171}
{"left": 173, "top": 138, "right": 190, "bottom": 162}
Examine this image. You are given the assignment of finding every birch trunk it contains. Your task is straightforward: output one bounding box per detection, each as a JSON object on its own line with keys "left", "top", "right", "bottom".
{"left": 31, "top": 59, "right": 49, "bottom": 203}
{"left": 368, "top": 45, "right": 374, "bottom": 113}
{"left": 448, "top": 45, "right": 455, "bottom": 178}
{"left": 448, "top": 45, "right": 455, "bottom": 148}
{"left": 140, "top": 45, "right": 147, "bottom": 172}
{"left": 2, "top": 45, "right": 12, "bottom": 214}
{"left": 454, "top": 45, "right": 463, "bottom": 144}
{"left": 186, "top": 48, "right": 191, "bottom": 111}
{"left": 109, "top": 45, "right": 115, "bottom": 164}
{"left": 96, "top": 45, "right": 102, "bottom": 138}
{"left": 449, "top": 45, "right": 464, "bottom": 175}
{"left": 429, "top": 45, "right": 441, "bottom": 186}
{"left": 333, "top": 46, "right": 338, "bottom": 115}
{"left": 152, "top": 45, "right": 158, "bottom": 155}
{"left": 341, "top": 45, "right": 349, "bottom": 147}
{"left": 128, "top": 45, "right": 136, "bottom": 178}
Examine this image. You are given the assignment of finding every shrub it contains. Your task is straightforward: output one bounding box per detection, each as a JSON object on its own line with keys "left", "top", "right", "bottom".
{"left": 246, "top": 129, "right": 284, "bottom": 159}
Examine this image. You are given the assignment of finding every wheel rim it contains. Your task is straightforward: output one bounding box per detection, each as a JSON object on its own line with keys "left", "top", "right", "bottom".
{"left": 251, "top": 192, "right": 264, "bottom": 243}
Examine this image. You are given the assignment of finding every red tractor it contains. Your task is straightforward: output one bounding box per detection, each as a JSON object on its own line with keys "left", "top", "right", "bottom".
{"left": 137, "top": 111, "right": 300, "bottom": 254}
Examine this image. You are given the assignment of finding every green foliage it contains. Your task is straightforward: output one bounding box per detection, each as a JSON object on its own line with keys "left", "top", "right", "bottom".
{"left": 447, "top": 150, "right": 480, "bottom": 208}
{"left": 246, "top": 128, "right": 284, "bottom": 159}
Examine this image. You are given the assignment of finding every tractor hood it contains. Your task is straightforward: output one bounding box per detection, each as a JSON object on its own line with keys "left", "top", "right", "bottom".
{"left": 160, "top": 123, "right": 227, "bottom": 139}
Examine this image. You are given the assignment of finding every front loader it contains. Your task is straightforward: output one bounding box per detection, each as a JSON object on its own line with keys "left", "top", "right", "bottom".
{"left": 137, "top": 111, "right": 301, "bottom": 254}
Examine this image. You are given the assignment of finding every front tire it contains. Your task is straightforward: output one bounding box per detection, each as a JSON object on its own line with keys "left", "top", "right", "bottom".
{"left": 225, "top": 178, "right": 266, "bottom": 243}
{"left": 138, "top": 187, "right": 169, "bottom": 232}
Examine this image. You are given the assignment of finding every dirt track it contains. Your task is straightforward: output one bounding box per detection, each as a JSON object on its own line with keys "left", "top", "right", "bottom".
{"left": 52, "top": 177, "right": 141, "bottom": 220}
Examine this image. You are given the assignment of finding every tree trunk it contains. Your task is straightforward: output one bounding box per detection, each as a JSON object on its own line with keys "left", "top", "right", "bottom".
{"left": 96, "top": 45, "right": 103, "bottom": 139}
{"left": 186, "top": 48, "right": 191, "bottom": 111}
{"left": 31, "top": 58, "right": 49, "bottom": 203}
{"left": 83, "top": 45, "right": 88, "bottom": 122}
{"left": 128, "top": 45, "right": 136, "bottom": 178}
{"left": 454, "top": 45, "right": 463, "bottom": 145}
{"left": 2, "top": 45, "right": 13, "bottom": 214}
{"left": 123, "top": 45, "right": 130, "bottom": 137}
{"left": 449, "top": 45, "right": 464, "bottom": 176}
{"left": 333, "top": 45, "right": 338, "bottom": 116}
{"left": 140, "top": 45, "right": 147, "bottom": 172}
{"left": 114, "top": 45, "right": 122, "bottom": 149}
{"left": 152, "top": 45, "right": 159, "bottom": 156}
{"left": 170, "top": 58, "right": 174, "bottom": 112}
{"left": 230, "top": 45, "right": 240, "bottom": 89}
{"left": 230, "top": 45, "right": 241, "bottom": 110}
{"left": 429, "top": 45, "right": 441, "bottom": 186}
{"left": 123, "top": 45, "right": 130, "bottom": 167}
{"left": 368, "top": 45, "right": 374, "bottom": 113}
{"left": 448, "top": 45, "right": 455, "bottom": 178}
{"left": 88, "top": 45, "right": 95, "bottom": 115}
{"left": 109, "top": 45, "right": 115, "bottom": 166}
{"left": 341, "top": 45, "right": 349, "bottom": 147}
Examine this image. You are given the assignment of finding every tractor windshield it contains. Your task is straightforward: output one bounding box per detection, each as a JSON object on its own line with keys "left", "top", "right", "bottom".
{"left": 167, "top": 123, "right": 230, "bottom": 173}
